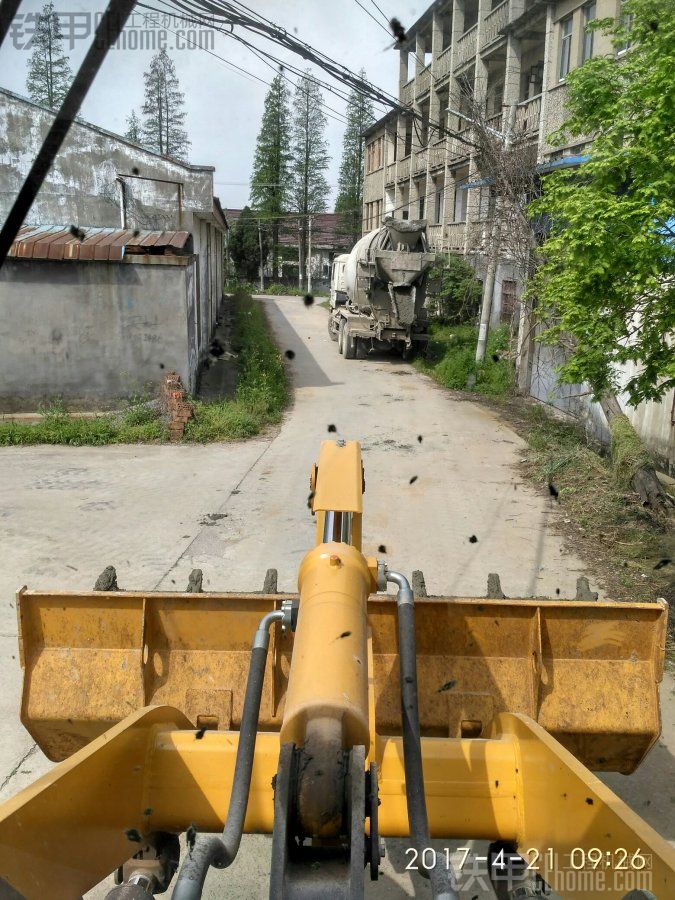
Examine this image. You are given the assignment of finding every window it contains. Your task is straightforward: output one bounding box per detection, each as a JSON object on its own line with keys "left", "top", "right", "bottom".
{"left": 559, "top": 16, "right": 573, "bottom": 80}
{"left": 365, "top": 136, "right": 384, "bottom": 174}
{"left": 404, "top": 119, "right": 413, "bottom": 157}
{"left": 435, "top": 186, "right": 444, "bottom": 224}
{"left": 453, "top": 179, "right": 468, "bottom": 222}
{"left": 619, "top": 8, "right": 634, "bottom": 52}
{"left": 582, "top": 2, "right": 596, "bottom": 62}
{"left": 500, "top": 280, "right": 518, "bottom": 323}
{"left": 419, "top": 195, "right": 425, "bottom": 220}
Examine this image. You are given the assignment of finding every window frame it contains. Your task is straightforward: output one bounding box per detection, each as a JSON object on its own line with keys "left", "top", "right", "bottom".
{"left": 559, "top": 15, "right": 573, "bottom": 81}
{"left": 582, "top": 1, "right": 596, "bottom": 63}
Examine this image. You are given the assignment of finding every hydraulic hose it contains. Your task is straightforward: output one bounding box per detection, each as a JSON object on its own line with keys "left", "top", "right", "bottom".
{"left": 172, "top": 609, "right": 285, "bottom": 900}
{"left": 387, "top": 571, "right": 460, "bottom": 900}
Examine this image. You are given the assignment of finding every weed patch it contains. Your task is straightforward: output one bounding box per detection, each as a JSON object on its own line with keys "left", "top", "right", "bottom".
{"left": 416, "top": 323, "right": 515, "bottom": 398}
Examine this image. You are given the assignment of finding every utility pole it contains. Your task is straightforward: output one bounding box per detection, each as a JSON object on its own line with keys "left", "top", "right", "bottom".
{"left": 307, "top": 215, "right": 313, "bottom": 295}
{"left": 257, "top": 218, "right": 264, "bottom": 293}
{"left": 475, "top": 103, "right": 516, "bottom": 363}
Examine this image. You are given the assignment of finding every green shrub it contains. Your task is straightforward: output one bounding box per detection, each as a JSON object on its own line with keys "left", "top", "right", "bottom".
{"left": 416, "top": 323, "right": 515, "bottom": 398}
{"left": 427, "top": 253, "right": 483, "bottom": 324}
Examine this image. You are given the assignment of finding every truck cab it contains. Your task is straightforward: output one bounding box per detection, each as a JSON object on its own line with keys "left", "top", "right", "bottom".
{"left": 330, "top": 254, "right": 349, "bottom": 309}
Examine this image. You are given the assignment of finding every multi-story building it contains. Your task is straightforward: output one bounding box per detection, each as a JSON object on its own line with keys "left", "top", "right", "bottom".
{"left": 362, "top": 0, "right": 621, "bottom": 322}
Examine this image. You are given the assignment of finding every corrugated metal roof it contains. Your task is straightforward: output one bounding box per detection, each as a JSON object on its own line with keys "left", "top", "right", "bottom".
{"left": 7, "top": 226, "right": 191, "bottom": 262}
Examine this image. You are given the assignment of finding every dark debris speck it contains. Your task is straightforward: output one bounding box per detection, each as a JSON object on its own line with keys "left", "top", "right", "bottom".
{"left": 491, "top": 353, "right": 500, "bottom": 362}
{"left": 186, "top": 823, "right": 197, "bottom": 853}
{"left": 469, "top": 535, "right": 478, "bottom": 544}
{"left": 438, "top": 680, "right": 457, "bottom": 693}
{"left": 195, "top": 727, "right": 206, "bottom": 740}
{"left": 548, "top": 482, "right": 559, "bottom": 500}
{"left": 409, "top": 475, "right": 418, "bottom": 484}
{"left": 417, "top": 435, "right": 423, "bottom": 443}
{"left": 303, "top": 293, "right": 314, "bottom": 306}
{"left": 390, "top": 17, "right": 407, "bottom": 43}
{"left": 654, "top": 558, "right": 671, "bottom": 570}
{"left": 585, "top": 797, "right": 594, "bottom": 805}
{"left": 124, "top": 828, "right": 142, "bottom": 842}
{"left": 327, "top": 424, "right": 337, "bottom": 433}
{"left": 285, "top": 349, "right": 296, "bottom": 359}
{"left": 378, "top": 544, "right": 387, "bottom": 553}
{"left": 69, "top": 224, "right": 85, "bottom": 241}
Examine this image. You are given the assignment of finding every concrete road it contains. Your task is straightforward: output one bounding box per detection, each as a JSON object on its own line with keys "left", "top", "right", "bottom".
{"left": 0, "top": 295, "right": 672, "bottom": 899}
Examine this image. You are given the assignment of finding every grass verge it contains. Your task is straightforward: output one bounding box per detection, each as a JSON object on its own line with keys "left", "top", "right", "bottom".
{"left": 0, "top": 399, "right": 167, "bottom": 446}
{"left": 415, "top": 323, "right": 515, "bottom": 398}
{"left": 184, "top": 293, "right": 288, "bottom": 441}
{"left": 0, "top": 294, "right": 289, "bottom": 446}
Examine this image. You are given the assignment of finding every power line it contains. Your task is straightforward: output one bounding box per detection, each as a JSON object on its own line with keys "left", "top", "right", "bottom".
{"left": 367, "top": 0, "right": 391, "bottom": 27}
{"left": 351, "top": 0, "right": 391, "bottom": 36}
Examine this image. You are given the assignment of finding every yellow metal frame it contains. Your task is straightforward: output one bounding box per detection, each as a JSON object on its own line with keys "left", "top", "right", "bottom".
{"left": 1, "top": 439, "right": 673, "bottom": 899}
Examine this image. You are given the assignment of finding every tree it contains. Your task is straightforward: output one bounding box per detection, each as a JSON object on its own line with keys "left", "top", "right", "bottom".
{"left": 229, "top": 207, "right": 270, "bottom": 282}
{"left": 25, "top": 2, "right": 72, "bottom": 109}
{"left": 335, "top": 76, "right": 375, "bottom": 245}
{"left": 125, "top": 111, "right": 142, "bottom": 144}
{"left": 427, "top": 253, "right": 483, "bottom": 324}
{"left": 141, "top": 49, "right": 190, "bottom": 161}
{"left": 531, "top": 0, "right": 675, "bottom": 408}
{"left": 250, "top": 74, "right": 293, "bottom": 279}
{"left": 290, "top": 72, "right": 331, "bottom": 287}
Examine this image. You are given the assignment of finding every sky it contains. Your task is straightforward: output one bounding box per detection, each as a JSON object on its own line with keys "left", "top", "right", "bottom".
{"left": 0, "top": 0, "right": 430, "bottom": 211}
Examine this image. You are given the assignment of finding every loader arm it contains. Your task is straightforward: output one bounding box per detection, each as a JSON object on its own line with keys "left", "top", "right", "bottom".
{"left": 0, "top": 440, "right": 672, "bottom": 900}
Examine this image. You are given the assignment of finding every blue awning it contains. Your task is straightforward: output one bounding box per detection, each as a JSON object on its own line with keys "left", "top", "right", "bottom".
{"left": 534, "top": 154, "right": 590, "bottom": 173}
{"left": 458, "top": 154, "right": 591, "bottom": 190}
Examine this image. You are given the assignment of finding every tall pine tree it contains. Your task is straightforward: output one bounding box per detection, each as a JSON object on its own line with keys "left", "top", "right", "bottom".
{"left": 291, "top": 72, "right": 331, "bottom": 287}
{"left": 335, "top": 76, "right": 374, "bottom": 245}
{"left": 141, "top": 49, "right": 190, "bottom": 161}
{"left": 25, "top": 2, "right": 72, "bottom": 109}
{"left": 250, "top": 74, "right": 293, "bottom": 278}
{"left": 125, "top": 111, "right": 142, "bottom": 144}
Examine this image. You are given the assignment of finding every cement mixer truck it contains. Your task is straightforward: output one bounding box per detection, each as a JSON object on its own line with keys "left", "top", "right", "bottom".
{"left": 328, "top": 217, "right": 436, "bottom": 359}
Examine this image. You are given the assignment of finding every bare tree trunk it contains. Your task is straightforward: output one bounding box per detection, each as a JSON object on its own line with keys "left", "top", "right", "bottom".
{"left": 599, "top": 393, "right": 672, "bottom": 508}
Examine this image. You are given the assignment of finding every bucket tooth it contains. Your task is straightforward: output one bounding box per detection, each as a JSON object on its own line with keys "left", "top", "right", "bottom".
{"left": 575, "top": 575, "right": 598, "bottom": 601}
{"left": 411, "top": 569, "right": 427, "bottom": 598}
{"left": 93, "top": 566, "right": 118, "bottom": 591}
{"left": 487, "top": 573, "right": 506, "bottom": 599}
{"left": 186, "top": 569, "right": 203, "bottom": 593}
{"left": 262, "top": 568, "right": 278, "bottom": 594}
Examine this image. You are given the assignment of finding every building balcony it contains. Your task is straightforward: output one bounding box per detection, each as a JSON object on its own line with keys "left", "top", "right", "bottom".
{"left": 413, "top": 147, "right": 427, "bottom": 175}
{"left": 449, "top": 128, "right": 472, "bottom": 161}
{"left": 397, "top": 155, "right": 411, "bottom": 180}
{"left": 429, "top": 140, "right": 447, "bottom": 170}
{"left": 445, "top": 221, "right": 466, "bottom": 251}
{"left": 454, "top": 25, "right": 477, "bottom": 71}
{"left": 401, "top": 78, "right": 414, "bottom": 106}
{"left": 514, "top": 93, "right": 542, "bottom": 135}
{"left": 435, "top": 45, "right": 453, "bottom": 81}
{"left": 481, "top": 0, "right": 509, "bottom": 49}
{"left": 415, "top": 64, "right": 431, "bottom": 97}
{"left": 486, "top": 111, "right": 503, "bottom": 134}
{"left": 385, "top": 162, "right": 396, "bottom": 185}
{"left": 426, "top": 223, "right": 444, "bottom": 251}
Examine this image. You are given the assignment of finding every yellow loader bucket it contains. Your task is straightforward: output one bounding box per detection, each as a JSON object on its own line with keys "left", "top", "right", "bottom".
{"left": 17, "top": 587, "right": 667, "bottom": 772}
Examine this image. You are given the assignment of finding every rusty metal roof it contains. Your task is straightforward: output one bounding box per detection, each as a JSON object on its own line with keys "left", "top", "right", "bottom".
{"left": 7, "top": 226, "right": 192, "bottom": 262}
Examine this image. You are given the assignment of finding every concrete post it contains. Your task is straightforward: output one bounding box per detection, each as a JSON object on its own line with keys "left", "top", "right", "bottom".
{"left": 537, "top": 2, "right": 555, "bottom": 161}
{"left": 399, "top": 49, "right": 409, "bottom": 94}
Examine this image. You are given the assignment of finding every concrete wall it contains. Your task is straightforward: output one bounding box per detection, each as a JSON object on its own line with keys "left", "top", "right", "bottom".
{"left": 0, "top": 88, "right": 214, "bottom": 233}
{"left": 0, "top": 257, "right": 197, "bottom": 409}
{"left": 527, "top": 331, "right": 675, "bottom": 476}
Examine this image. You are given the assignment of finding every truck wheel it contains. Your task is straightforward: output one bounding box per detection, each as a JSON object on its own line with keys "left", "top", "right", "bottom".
{"left": 338, "top": 319, "right": 346, "bottom": 355}
{"left": 327, "top": 316, "right": 338, "bottom": 342}
{"left": 344, "top": 328, "right": 356, "bottom": 359}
